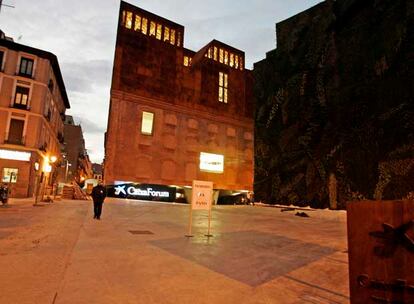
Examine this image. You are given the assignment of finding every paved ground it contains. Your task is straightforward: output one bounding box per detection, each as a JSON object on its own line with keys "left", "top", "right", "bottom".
{"left": 0, "top": 198, "right": 349, "bottom": 304}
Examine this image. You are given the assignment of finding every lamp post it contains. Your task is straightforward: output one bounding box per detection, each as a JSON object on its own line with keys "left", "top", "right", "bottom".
{"left": 33, "top": 155, "right": 56, "bottom": 205}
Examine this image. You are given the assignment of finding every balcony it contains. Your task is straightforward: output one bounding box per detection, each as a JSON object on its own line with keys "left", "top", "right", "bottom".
{"left": 4, "top": 136, "right": 25, "bottom": 146}
{"left": 12, "top": 103, "right": 29, "bottom": 111}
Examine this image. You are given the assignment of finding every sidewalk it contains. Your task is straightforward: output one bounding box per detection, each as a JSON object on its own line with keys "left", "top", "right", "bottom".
{"left": 0, "top": 199, "right": 349, "bottom": 304}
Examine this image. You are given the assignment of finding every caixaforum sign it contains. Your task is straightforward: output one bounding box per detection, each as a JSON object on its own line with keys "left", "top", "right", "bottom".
{"left": 107, "top": 183, "right": 176, "bottom": 202}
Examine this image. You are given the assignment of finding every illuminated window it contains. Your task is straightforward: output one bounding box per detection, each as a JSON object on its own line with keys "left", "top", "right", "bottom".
{"left": 141, "top": 111, "right": 154, "bottom": 135}
{"left": 170, "top": 29, "right": 176, "bottom": 45}
{"left": 235, "top": 56, "right": 239, "bottom": 69}
{"left": 2, "top": 168, "right": 18, "bottom": 183}
{"left": 122, "top": 10, "right": 126, "bottom": 26}
{"left": 208, "top": 47, "right": 212, "bottom": 59}
{"left": 149, "top": 21, "right": 156, "bottom": 36}
{"left": 141, "top": 18, "right": 148, "bottom": 34}
{"left": 219, "top": 49, "right": 224, "bottom": 63}
{"left": 213, "top": 46, "right": 218, "bottom": 61}
{"left": 0, "top": 51, "right": 4, "bottom": 69}
{"left": 19, "top": 57, "right": 34, "bottom": 77}
{"left": 183, "top": 56, "right": 192, "bottom": 67}
{"left": 164, "top": 26, "right": 170, "bottom": 42}
{"left": 126, "top": 11, "right": 133, "bottom": 29}
{"left": 219, "top": 72, "right": 228, "bottom": 103}
{"left": 177, "top": 32, "right": 181, "bottom": 47}
{"left": 134, "top": 15, "right": 141, "bottom": 31}
{"left": 224, "top": 51, "right": 229, "bottom": 65}
{"left": 230, "top": 53, "right": 234, "bottom": 67}
{"left": 240, "top": 57, "right": 244, "bottom": 70}
{"left": 14, "top": 86, "right": 29, "bottom": 109}
{"left": 200, "top": 152, "right": 224, "bottom": 174}
{"left": 156, "top": 24, "right": 162, "bottom": 40}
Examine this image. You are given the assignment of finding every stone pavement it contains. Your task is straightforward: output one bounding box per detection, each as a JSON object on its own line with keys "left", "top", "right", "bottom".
{"left": 0, "top": 199, "right": 349, "bottom": 304}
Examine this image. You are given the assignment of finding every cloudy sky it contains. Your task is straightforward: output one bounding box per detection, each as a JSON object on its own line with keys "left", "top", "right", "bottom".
{"left": 0, "top": 0, "right": 321, "bottom": 163}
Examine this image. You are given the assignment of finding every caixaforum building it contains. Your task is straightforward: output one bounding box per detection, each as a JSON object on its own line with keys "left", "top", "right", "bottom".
{"left": 104, "top": 1, "right": 254, "bottom": 203}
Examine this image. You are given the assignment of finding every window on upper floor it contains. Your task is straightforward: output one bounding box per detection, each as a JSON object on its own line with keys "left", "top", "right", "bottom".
{"left": 141, "top": 111, "right": 154, "bottom": 135}
{"left": 141, "top": 18, "right": 148, "bottom": 35}
{"left": 170, "top": 29, "right": 176, "bottom": 45}
{"left": 14, "top": 86, "right": 30, "bottom": 109}
{"left": 134, "top": 15, "right": 141, "bottom": 31}
{"left": 177, "top": 32, "right": 182, "bottom": 47}
{"left": 7, "top": 119, "right": 25, "bottom": 145}
{"left": 149, "top": 21, "right": 156, "bottom": 36}
{"left": 156, "top": 24, "right": 162, "bottom": 40}
{"left": 126, "top": 11, "right": 133, "bottom": 29}
{"left": 19, "top": 57, "right": 34, "bottom": 78}
{"left": 0, "top": 51, "right": 4, "bottom": 71}
{"left": 164, "top": 26, "right": 170, "bottom": 42}
{"left": 183, "top": 56, "right": 192, "bottom": 67}
{"left": 218, "top": 72, "right": 228, "bottom": 104}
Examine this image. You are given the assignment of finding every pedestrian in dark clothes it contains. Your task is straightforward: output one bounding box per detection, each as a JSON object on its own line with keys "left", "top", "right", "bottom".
{"left": 91, "top": 183, "right": 107, "bottom": 220}
{"left": 0, "top": 183, "right": 9, "bottom": 206}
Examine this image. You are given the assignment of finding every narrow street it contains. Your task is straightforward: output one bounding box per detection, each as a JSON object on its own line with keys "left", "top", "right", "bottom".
{"left": 0, "top": 199, "right": 349, "bottom": 304}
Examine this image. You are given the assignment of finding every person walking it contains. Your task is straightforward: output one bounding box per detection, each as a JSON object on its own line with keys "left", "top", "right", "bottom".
{"left": 91, "top": 183, "right": 107, "bottom": 220}
{"left": 0, "top": 183, "right": 9, "bottom": 206}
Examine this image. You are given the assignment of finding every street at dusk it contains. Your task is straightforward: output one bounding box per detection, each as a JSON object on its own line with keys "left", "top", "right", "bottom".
{"left": 0, "top": 200, "right": 348, "bottom": 304}
{"left": 0, "top": 0, "right": 413, "bottom": 303}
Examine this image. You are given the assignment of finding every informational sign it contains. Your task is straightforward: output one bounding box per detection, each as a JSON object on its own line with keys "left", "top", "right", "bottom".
{"left": 107, "top": 183, "right": 176, "bottom": 202}
{"left": 199, "top": 152, "right": 224, "bottom": 173}
{"left": 191, "top": 180, "right": 213, "bottom": 210}
{"left": 347, "top": 200, "right": 414, "bottom": 304}
{"left": 0, "top": 149, "right": 31, "bottom": 161}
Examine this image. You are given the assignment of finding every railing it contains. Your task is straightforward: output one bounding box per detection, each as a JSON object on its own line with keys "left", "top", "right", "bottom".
{"left": 4, "top": 135, "right": 25, "bottom": 146}
{"left": 11, "top": 103, "right": 29, "bottom": 111}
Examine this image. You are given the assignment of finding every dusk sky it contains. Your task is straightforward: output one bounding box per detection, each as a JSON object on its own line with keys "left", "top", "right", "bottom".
{"left": 0, "top": 0, "right": 322, "bottom": 163}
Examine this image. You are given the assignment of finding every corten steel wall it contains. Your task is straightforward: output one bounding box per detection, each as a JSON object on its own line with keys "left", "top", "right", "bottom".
{"left": 254, "top": 0, "right": 414, "bottom": 208}
{"left": 0, "top": 39, "right": 70, "bottom": 197}
{"left": 105, "top": 1, "right": 254, "bottom": 190}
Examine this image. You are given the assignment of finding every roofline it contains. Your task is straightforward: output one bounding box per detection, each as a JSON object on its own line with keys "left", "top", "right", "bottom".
{"left": 120, "top": 1, "right": 185, "bottom": 30}
{"left": 0, "top": 39, "right": 70, "bottom": 109}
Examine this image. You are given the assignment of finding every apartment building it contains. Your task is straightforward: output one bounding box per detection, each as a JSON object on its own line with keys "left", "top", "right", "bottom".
{"left": 0, "top": 32, "right": 70, "bottom": 197}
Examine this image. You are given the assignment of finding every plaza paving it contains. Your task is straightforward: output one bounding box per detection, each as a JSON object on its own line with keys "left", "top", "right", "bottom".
{"left": 0, "top": 199, "right": 349, "bottom": 304}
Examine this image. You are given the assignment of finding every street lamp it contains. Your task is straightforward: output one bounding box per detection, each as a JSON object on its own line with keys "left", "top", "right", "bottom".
{"left": 33, "top": 155, "right": 57, "bottom": 206}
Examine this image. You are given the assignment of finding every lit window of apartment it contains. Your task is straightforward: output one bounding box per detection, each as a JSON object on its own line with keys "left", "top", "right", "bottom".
{"left": 218, "top": 72, "right": 228, "bottom": 103}
{"left": 134, "top": 15, "right": 141, "bottom": 31}
{"left": 224, "top": 50, "right": 229, "bottom": 65}
{"left": 141, "top": 111, "right": 154, "bottom": 135}
{"left": 208, "top": 47, "right": 212, "bottom": 59}
{"left": 213, "top": 46, "right": 218, "bottom": 61}
{"left": 164, "top": 26, "right": 170, "bottom": 42}
{"left": 183, "top": 56, "right": 192, "bottom": 67}
{"left": 141, "top": 18, "right": 148, "bottom": 35}
{"left": 230, "top": 53, "right": 234, "bottom": 67}
{"left": 126, "top": 11, "right": 133, "bottom": 29}
{"left": 170, "top": 29, "right": 176, "bottom": 45}
{"left": 177, "top": 32, "right": 181, "bottom": 47}
{"left": 2, "top": 168, "right": 18, "bottom": 183}
{"left": 14, "top": 86, "right": 29, "bottom": 109}
{"left": 235, "top": 56, "right": 239, "bottom": 69}
{"left": 149, "top": 21, "right": 156, "bottom": 36}
{"left": 156, "top": 24, "right": 162, "bottom": 40}
{"left": 219, "top": 49, "right": 224, "bottom": 63}
{"left": 19, "top": 57, "right": 34, "bottom": 77}
{"left": 240, "top": 57, "right": 244, "bottom": 70}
